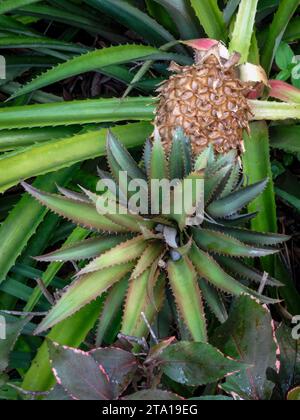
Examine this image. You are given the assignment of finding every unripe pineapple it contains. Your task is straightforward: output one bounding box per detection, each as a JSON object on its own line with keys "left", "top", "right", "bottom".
{"left": 155, "top": 42, "right": 253, "bottom": 155}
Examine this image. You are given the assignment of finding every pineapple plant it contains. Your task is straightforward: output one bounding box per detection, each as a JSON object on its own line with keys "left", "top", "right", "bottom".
{"left": 22, "top": 129, "right": 289, "bottom": 342}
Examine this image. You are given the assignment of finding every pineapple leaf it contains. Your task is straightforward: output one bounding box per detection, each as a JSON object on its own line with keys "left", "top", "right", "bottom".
{"left": 205, "top": 223, "right": 290, "bottom": 246}
{"left": 143, "top": 138, "right": 152, "bottom": 179}
{"left": 193, "top": 228, "right": 279, "bottom": 258}
{"left": 107, "top": 130, "right": 147, "bottom": 181}
{"left": 22, "top": 183, "right": 126, "bottom": 233}
{"left": 204, "top": 164, "right": 232, "bottom": 205}
{"left": 83, "top": 188, "right": 154, "bottom": 233}
{"left": 215, "top": 256, "right": 283, "bottom": 287}
{"left": 189, "top": 244, "right": 280, "bottom": 304}
{"left": 131, "top": 241, "right": 164, "bottom": 279}
{"left": 169, "top": 127, "right": 192, "bottom": 180}
{"left": 9, "top": 45, "right": 161, "bottom": 99}
{"left": 207, "top": 179, "right": 269, "bottom": 218}
{"left": 170, "top": 171, "right": 204, "bottom": 230}
{"left": 132, "top": 274, "right": 166, "bottom": 339}
{"left": 199, "top": 279, "right": 228, "bottom": 324}
{"left": 220, "top": 162, "right": 241, "bottom": 198}
{"left": 121, "top": 268, "right": 157, "bottom": 336}
{"left": 150, "top": 134, "right": 169, "bottom": 181}
{"left": 77, "top": 236, "right": 147, "bottom": 276}
{"left": 194, "top": 145, "right": 214, "bottom": 171}
{"left": 34, "top": 236, "right": 127, "bottom": 262}
{"left": 56, "top": 186, "right": 91, "bottom": 203}
{"left": 95, "top": 276, "right": 128, "bottom": 346}
{"left": 167, "top": 257, "right": 208, "bottom": 342}
{"left": 35, "top": 263, "right": 134, "bottom": 335}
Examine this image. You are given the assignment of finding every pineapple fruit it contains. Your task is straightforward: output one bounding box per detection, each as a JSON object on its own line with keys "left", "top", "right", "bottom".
{"left": 23, "top": 130, "right": 289, "bottom": 342}
{"left": 155, "top": 41, "right": 255, "bottom": 155}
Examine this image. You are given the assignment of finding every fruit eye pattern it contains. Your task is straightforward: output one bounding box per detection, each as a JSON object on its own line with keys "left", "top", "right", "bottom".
{"left": 155, "top": 49, "right": 252, "bottom": 155}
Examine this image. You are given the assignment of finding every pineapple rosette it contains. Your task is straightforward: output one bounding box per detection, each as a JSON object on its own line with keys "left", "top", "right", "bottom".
{"left": 22, "top": 129, "right": 289, "bottom": 342}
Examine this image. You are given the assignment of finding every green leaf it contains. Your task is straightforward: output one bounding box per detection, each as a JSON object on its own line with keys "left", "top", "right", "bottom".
{"left": 188, "top": 244, "right": 279, "bottom": 304}
{"left": 251, "top": 102, "right": 300, "bottom": 120}
{"left": 205, "top": 223, "right": 290, "bottom": 246}
{"left": 16, "top": 3, "right": 125, "bottom": 42}
{"left": 9, "top": 45, "right": 160, "bottom": 99}
{"left": 22, "top": 183, "right": 126, "bottom": 233}
{"left": 0, "top": 0, "right": 41, "bottom": 14}
{"left": 170, "top": 172, "right": 204, "bottom": 230}
{"left": 24, "top": 227, "right": 89, "bottom": 312}
{"left": 0, "top": 36, "right": 87, "bottom": 53}
{"left": 261, "top": 0, "right": 299, "bottom": 75}
{"left": 207, "top": 178, "right": 269, "bottom": 219}
{"left": 107, "top": 130, "right": 147, "bottom": 181}
{"left": 47, "top": 341, "right": 113, "bottom": 400}
{"left": 229, "top": 0, "right": 259, "bottom": 63}
{"left": 0, "top": 97, "right": 155, "bottom": 129}
{"left": 121, "top": 268, "right": 157, "bottom": 337}
{"left": 276, "top": 171, "right": 300, "bottom": 212}
{"left": 193, "top": 228, "right": 278, "bottom": 258}
{"left": 0, "top": 315, "right": 32, "bottom": 373}
{"left": 0, "top": 127, "right": 80, "bottom": 152}
{"left": 84, "top": 0, "right": 179, "bottom": 47}
{"left": 242, "top": 122, "right": 277, "bottom": 273}
{"left": 212, "top": 296, "right": 278, "bottom": 400}
{"left": 169, "top": 128, "right": 192, "bottom": 180}
{"left": 0, "top": 122, "right": 152, "bottom": 193}
{"left": 284, "top": 16, "right": 300, "bottom": 42}
{"left": 216, "top": 256, "right": 283, "bottom": 287}
{"left": 78, "top": 236, "right": 147, "bottom": 275}
{"left": 270, "top": 125, "right": 300, "bottom": 153}
{"left": 0, "top": 167, "right": 76, "bottom": 284}
{"left": 159, "top": 341, "right": 246, "bottom": 386}
{"left": 150, "top": 135, "right": 168, "bottom": 181}
{"left": 35, "top": 263, "right": 133, "bottom": 335}
{"left": 132, "top": 242, "right": 164, "bottom": 279}
{"left": 275, "top": 42, "right": 295, "bottom": 70}
{"left": 35, "top": 236, "right": 126, "bottom": 262}
{"left": 152, "top": 0, "right": 199, "bottom": 39}
{"left": 189, "top": 0, "right": 227, "bottom": 42}
{"left": 95, "top": 277, "right": 128, "bottom": 346}
{"left": 199, "top": 279, "right": 228, "bottom": 324}
{"left": 167, "top": 257, "right": 207, "bottom": 342}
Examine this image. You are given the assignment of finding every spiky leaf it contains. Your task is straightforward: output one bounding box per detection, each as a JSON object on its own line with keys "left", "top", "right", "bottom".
{"left": 207, "top": 179, "right": 269, "bottom": 218}
{"left": 22, "top": 183, "right": 125, "bottom": 233}
{"left": 35, "top": 263, "right": 134, "bottom": 334}
{"left": 167, "top": 257, "right": 207, "bottom": 342}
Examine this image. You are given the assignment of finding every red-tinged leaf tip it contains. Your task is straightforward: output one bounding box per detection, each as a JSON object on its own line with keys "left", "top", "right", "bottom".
{"left": 269, "top": 80, "right": 300, "bottom": 103}
{"left": 182, "top": 38, "right": 219, "bottom": 50}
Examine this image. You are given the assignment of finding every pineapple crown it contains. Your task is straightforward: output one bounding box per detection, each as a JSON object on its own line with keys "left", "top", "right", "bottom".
{"left": 22, "top": 130, "right": 289, "bottom": 342}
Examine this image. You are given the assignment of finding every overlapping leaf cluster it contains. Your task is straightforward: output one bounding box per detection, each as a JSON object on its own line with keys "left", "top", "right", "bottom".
{"left": 23, "top": 130, "right": 289, "bottom": 341}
